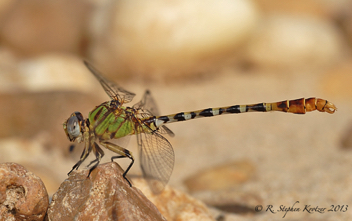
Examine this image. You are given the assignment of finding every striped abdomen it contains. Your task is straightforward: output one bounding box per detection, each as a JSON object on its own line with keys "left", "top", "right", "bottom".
{"left": 150, "top": 98, "right": 337, "bottom": 127}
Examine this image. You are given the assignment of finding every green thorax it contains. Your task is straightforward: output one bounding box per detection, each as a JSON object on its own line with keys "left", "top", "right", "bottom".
{"left": 88, "top": 102, "right": 135, "bottom": 140}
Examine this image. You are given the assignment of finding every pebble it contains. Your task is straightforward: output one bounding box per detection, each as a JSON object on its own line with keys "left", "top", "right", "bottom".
{"left": 184, "top": 160, "right": 256, "bottom": 192}
{"left": 0, "top": 162, "right": 49, "bottom": 221}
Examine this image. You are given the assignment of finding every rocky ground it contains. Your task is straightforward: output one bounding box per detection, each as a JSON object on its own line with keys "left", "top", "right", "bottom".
{"left": 0, "top": 0, "right": 352, "bottom": 220}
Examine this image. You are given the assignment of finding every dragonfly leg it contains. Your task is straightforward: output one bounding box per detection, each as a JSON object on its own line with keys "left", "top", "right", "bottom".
{"left": 87, "top": 142, "right": 105, "bottom": 177}
{"left": 68, "top": 143, "right": 92, "bottom": 175}
{"left": 68, "top": 132, "right": 92, "bottom": 176}
{"left": 100, "top": 141, "right": 134, "bottom": 187}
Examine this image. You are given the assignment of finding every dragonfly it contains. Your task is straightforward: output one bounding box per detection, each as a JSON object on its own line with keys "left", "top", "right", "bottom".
{"left": 63, "top": 61, "right": 337, "bottom": 194}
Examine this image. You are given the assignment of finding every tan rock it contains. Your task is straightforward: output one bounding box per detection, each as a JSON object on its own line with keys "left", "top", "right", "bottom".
{"left": 133, "top": 178, "right": 214, "bottom": 221}
{"left": 244, "top": 15, "right": 344, "bottom": 70}
{"left": 184, "top": 160, "right": 256, "bottom": 192}
{"left": 0, "top": 54, "right": 99, "bottom": 94}
{"left": 88, "top": 0, "right": 258, "bottom": 80}
{"left": 17, "top": 55, "right": 97, "bottom": 93}
{"left": 0, "top": 162, "right": 49, "bottom": 221}
{"left": 46, "top": 162, "right": 166, "bottom": 221}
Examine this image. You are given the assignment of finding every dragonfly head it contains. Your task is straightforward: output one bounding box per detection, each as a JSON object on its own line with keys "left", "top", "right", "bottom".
{"left": 63, "top": 112, "right": 85, "bottom": 142}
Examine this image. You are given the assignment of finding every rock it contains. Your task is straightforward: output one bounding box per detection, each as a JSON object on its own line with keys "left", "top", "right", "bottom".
{"left": 133, "top": 178, "right": 214, "bottom": 221}
{"left": 184, "top": 160, "right": 256, "bottom": 192}
{"left": 0, "top": 162, "right": 49, "bottom": 221}
{"left": 17, "top": 55, "right": 97, "bottom": 93}
{"left": 0, "top": 138, "right": 70, "bottom": 196}
{"left": 88, "top": 0, "right": 258, "bottom": 80}
{"left": 0, "top": 53, "right": 98, "bottom": 94}
{"left": 47, "top": 162, "right": 214, "bottom": 221}
{"left": 46, "top": 162, "right": 166, "bottom": 221}
{"left": 0, "top": 0, "right": 91, "bottom": 56}
{"left": 244, "top": 15, "right": 344, "bottom": 70}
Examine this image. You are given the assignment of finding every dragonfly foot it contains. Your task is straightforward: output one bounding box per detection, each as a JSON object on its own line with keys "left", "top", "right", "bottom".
{"left": 68, "top": 161, "right": 81, "bottom": 176}
{"left": 123, "top": 175, "right": 132, "bottom": 187}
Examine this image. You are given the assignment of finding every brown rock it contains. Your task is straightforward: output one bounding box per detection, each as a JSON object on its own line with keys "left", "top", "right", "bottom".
{"left": 0, "top": 138, "right": 83, "bottom": 197}
{"left": 46, "top": 162, "right": 166, "bottom": 221}
{"left": 0, "top": 162, "right": 49, "bottom": 221}
{"left": 0, "top": 0, "right": 91, "bottom": 56}
{"left": 184, "top": 160, "right": 256, "bottom": 193}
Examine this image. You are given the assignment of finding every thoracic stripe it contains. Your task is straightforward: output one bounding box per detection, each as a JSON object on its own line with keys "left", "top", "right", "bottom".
{"left": 109, "top": 117, "right": 125, "bottom": 139}
{"left": 110, "top": 130, "right": 117, "bottom": 139}
{"left": 93, "top": 106, "right": 104, "bottom": 121}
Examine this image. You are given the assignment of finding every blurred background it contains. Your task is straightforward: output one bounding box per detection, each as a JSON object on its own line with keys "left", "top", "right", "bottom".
{"left": 0, "top": 0, "right": 351, "bottom": 220}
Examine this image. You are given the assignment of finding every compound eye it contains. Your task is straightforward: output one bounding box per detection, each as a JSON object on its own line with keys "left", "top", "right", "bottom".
{"left": 67, "top": 115, "right": 81, "bottom": 139}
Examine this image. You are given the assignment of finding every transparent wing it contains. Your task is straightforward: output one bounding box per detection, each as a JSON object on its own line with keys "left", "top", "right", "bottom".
{"left": 133, "top": 90, "right": 175, "bottom": 137}
{"left": 133, "top": 90, "right": 160, "bottom": 116}
{"left": 159, "top": 125, "right": 175, "bottom": 137}
{"left": 134, "top": 122, "right": 175, "bottom": 194}
{"left": 84, "top": 60, "right": 136, "bottom": 104}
